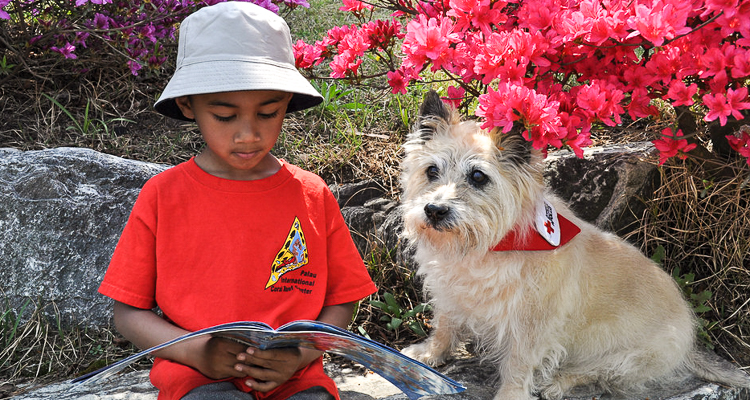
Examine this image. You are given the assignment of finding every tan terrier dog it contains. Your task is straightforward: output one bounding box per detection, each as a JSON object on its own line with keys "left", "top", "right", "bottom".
{"left": 400, "top": 91, "right": 750, "bottom": 400}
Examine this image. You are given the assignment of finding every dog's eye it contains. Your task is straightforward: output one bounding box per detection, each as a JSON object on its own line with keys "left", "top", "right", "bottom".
{"left": 426, "top": 165, "right": 440, "bottom": 181}
{"left": 469, "top": 170, "right": 489, "bottom": 186}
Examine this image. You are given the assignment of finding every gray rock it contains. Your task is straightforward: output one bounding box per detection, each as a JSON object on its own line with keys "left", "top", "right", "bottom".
{"left": 544, "top": 142, "right": 659, "bottom": 240}
{"left": 330, "top": 180, "right": 387, "bottom": 208}
{"left": 0, "top": 147, "right": 168, "bottom": 327}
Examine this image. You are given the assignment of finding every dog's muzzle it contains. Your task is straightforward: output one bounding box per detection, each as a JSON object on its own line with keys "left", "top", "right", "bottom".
{"left": 424, "top": 203, "right": 451, "bottom": 227}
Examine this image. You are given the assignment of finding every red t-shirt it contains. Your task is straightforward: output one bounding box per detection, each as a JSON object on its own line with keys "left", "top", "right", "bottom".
{"left": 100, "top": 158, "right": 376, "bottom": 400}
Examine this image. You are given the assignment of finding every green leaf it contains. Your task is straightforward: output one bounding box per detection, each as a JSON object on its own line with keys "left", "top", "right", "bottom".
{"left": 693, "top": 305, "right": 712, "bottom": 313}
{"left": 370, "top": 300, "right": 387, "bottom": 310}
{"left": 357, "top": 326, "right": 371, "bottom": 339}
{"left": 407, "top": 321, "right": 428, "bottom": 337}
{"left": 693, "top": 290, "right": 712, "bottom": 304}
{"left": 412, "top": 303, "right": 431, "bottom": 314}
{"left": 650, "top": 245, "right": 666, "bottom": 265}
{"left": 384, "top": 293, "right": 401, "bottom": 316}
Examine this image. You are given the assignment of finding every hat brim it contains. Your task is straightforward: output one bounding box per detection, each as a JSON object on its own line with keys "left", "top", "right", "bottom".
{"left": 154, "top": 60, "right": 323, "bottom": 121}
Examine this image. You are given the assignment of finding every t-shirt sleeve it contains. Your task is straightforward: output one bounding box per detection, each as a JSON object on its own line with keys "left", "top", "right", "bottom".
{"left": 98, "top": 181, "right": 159, "bottom": 310}
{"left": 322, "top": 188, "right": 377, "bottom": 306}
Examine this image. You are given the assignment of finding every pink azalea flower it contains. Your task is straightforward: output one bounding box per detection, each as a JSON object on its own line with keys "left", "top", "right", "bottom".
{"left": 576, "top": 83, "right": 607, "bottom": 122}
{"left": 127, "top": 60, "right": 142, "bottom": 76}
{"left": 703, "top": 88, "right": 749, "bottom": 126}
{"left": 516, "top": 0, "right": 557, "bottom": 31}
{"left": 726, "top": 87, "right": 750, "bottom": 119}
{"left": 731, "top": 50, "right": 750, "bottom": 78}
{"left": 252, "top": 0, "right": 279, "bottom": 13}
{"left": 92, "top": 13, "right": 110, "bottom": 30}
{"left": 339, "top": 0, "right": 373, "bottom": 13}
{"left": 575, "top": 81, "right": 624, "bottom": 127}
{"left": 330, "top": 51, "right": 362, "bottom": 78}
{"left": 588, "top": 15, "right": 612, "bottom": 45}
{"left": 337, "top": 29, "right": 369, "bottom": 58}
{"left": 476, "top": 83, "right": 563, "bottom": 151}
{"left": 699, "top": 47, "right": 726, "bottom": 78}
{"left": 667, "top": 80, "right": 698, "bottom": 106}
{"left": 1, "top": 0, "right": 11, "bottom": 20}
{"left": 445, "top": 41, "right": 478, "bottom": 82}
{"left": 703, "top": 0, "right": 738, "bottom": 18}
{"left": 448, "top": 0, "right": 506, "bottom": 36}
{"left": 361, "top": 19, "right": 404, "bottom": 50}
{"left": 444, "top": 86, "right": 465, "bottom": 109}
{"left": 622, "top": 65, "right": 657, "bottom": 91}
{"left": 627, "top": 3, "right": 667, "bottom": 46}
{"left": 559, "top": 112, "right": 592, "bottom": 158}
{"left": 387, "top": 70, "right": 408, "bottom": 94}
{"left": 627, "top": 0, "right": 690, "bottom": 47}
{"left": 50, "top": 42, "right": 77, "bottom": 59}
{"left": 725, "top": 127, "right": 750, "bottom": 166}
{"left": 556, "top": 9, "right": 592, "bottom": 42}
{"left": 702, "top": 92, "right": 732, "bottom": 125}
{"left": 652, "top": 128, "right": 697, "bottom": 165}
{"left": 403, "top": 15, "right": 458, "bottom": 69}
{"left": 646, "top": 46, "right": 681, "bottom": 84}
{"left": 293, "top": 40, "right": 322, "bottom": 69}
{"left": 326, "top": 25, "right": 355, "bottom": 46}
{"left": 628, "top": 88, "right": 659, "bottom": 120}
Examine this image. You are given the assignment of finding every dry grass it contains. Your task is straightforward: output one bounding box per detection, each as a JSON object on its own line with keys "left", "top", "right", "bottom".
{"left": 0, "top": 299, "right": 147, "bottom": 398}
{"left": 627, "top": 156, "right": 750, "bottom": 368}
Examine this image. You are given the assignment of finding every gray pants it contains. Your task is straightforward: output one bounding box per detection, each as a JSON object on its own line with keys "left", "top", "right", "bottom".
{"left": 181, "top": 382, "right": 335, "bottom": 400}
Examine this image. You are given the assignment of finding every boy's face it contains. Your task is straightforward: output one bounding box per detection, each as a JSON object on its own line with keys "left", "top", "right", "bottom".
{"left": 176, "top": 90, "right": 293, "bottom": 180}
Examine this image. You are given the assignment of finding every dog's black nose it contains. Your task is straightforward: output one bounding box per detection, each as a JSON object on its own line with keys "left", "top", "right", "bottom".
{"left": 424, "top": 203, "right": 450, "bottom": 223}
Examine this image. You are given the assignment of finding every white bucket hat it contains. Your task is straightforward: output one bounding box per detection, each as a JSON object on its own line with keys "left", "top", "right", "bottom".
{"left": 154, "top": 1, "right": 323, "bottom": 121}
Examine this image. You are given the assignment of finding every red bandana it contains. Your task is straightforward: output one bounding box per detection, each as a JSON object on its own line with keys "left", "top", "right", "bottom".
{"left": 492, "top": 206, "right": 581, "bottom": 252}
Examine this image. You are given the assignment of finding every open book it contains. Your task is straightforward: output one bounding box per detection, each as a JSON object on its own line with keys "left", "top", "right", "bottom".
{"left": 72, "top": 320, "right": 466, "bottom": 399}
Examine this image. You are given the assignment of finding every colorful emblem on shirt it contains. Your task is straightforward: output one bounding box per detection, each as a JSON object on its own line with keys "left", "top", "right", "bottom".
{"left": 265, "top": 217, "right": 309, "bottom": 289}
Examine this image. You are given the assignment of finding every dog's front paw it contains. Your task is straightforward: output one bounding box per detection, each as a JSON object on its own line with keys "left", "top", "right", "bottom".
{"left": 494, "top": 386, "right": 537, "bottom": 400}
{"left": 401, "top": 342, "right": 449, "bottom": 367}
{"left": 539, "top": 383, "right": 565, "bottom": 400}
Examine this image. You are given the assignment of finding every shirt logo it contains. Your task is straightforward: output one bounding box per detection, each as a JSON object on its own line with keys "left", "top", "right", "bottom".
{"left": 265, "top": 217, "right": 309, "bottom": 289}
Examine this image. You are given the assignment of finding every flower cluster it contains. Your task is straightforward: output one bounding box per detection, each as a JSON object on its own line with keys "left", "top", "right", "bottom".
{"left": 1, "top": 0, "right": 308, "bottom": 75}
{"left": 294, "top": 13, "right": 404, "bottom": 80}
{"left": 652, "top": 128, "right": 698, "bottom": 165}
{"left": 295, "top": 0, "right": 750, "bottom": 166}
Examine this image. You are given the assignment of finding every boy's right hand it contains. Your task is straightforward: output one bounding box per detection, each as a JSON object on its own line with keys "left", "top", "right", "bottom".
{"left": 194, "top": 336, "right": 252, "bottom": 380}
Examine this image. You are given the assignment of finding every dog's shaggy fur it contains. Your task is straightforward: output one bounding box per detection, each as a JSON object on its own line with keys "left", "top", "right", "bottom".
{"left": 400, "top": 91, "right": 750, "bottom": 400}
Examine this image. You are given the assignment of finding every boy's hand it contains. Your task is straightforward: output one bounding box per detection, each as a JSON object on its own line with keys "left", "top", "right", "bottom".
{"left": 194, "top": 337, "right": 253, "bottom": 380}
{"left": 236, "top": 347, "right": 316, "bottom": 392}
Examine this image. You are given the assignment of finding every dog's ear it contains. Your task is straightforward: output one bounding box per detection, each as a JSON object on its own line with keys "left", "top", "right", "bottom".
{"left": 490, "top": 125, "right": 535, "bottom": 165}
{"left": 414, "top": 91, "right": 452, "bottom": 140}
{"left": 419, "top": 91, "right": 451, "bottom": 122}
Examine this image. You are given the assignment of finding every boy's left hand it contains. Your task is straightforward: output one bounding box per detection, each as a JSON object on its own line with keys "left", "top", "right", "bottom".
{"left": 235, "top": 346, "right": 318, "bottom": 392}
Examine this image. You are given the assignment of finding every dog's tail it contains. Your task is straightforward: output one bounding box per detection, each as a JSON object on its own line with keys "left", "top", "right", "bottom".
{"left": 686, "top": 347, "right": 750, "bottom": 388}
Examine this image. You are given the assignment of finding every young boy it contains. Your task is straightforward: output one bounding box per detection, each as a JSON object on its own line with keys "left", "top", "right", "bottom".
{"left": 98, "top": 2, "right": 377, "bottom": 399}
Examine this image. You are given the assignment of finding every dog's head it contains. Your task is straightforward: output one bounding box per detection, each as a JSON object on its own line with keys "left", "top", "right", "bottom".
{"left": 400, "top": 91, "right": 545, "bottom": 254}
